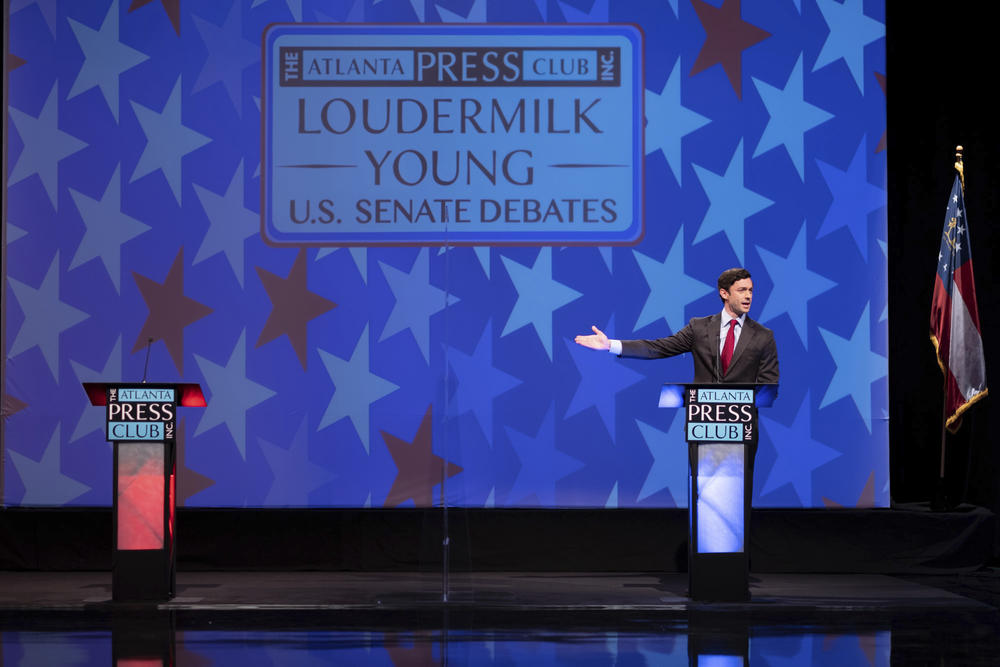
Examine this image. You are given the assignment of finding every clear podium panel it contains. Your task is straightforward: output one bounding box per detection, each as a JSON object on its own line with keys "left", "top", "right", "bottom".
{"left": 695, "top": 443, "right": 745, "bottom": 554}
{"left": 116, "top": 442, "right": 165, "bottom": 551}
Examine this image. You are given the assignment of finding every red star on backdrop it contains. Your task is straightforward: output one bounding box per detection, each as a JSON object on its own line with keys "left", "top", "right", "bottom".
{"left": 7, "top": 53, "right": 27, "bottom": 72}
{"left": 875, "top": 72, "right": 887, "bottom": 152}
{"left": 176, "top": 417, "right": 214, "bottom": 505}
{"left": 2, "top": 393, "right": 29, "bottom": 421}
{"left": 175, "top": 632, "right": 214, "bottom": 667}
{"left": 384, "top": 632, "right": 440, "bottom": 667}
{"left": 381, "top": 405, "right": 463, "bottom": 508}
{"left": 255, "top": 249, "right": 337, "bottom": 370}
{"left": 858, "top": 633, "right": 880, "bottom": 666}
{"left": 690, "top": 0, "right": 771, "bottom": 99}
{"left": 822, "top": 632, "right": 881, "bottom": 667}
{"left": 822, "top": 471, "right": 875, "bottom": 508}
{"left": 129, "top": 0, "right": 181, "bottom": 36}
{"left": 132, "top": 248, "right": 213, "bottom": 376}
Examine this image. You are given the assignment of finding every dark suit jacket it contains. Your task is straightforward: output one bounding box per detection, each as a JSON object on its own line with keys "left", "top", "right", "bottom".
{"left": 619, "top": 314, "right": 779, "bottom": 384}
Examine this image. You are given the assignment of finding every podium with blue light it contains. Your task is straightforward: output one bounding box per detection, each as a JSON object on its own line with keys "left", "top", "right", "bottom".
{"left": 660, "top": 382, "right": 776, "bottom": 602}
{"left": 83, "top": 382, "right": 206, "bottom": 601}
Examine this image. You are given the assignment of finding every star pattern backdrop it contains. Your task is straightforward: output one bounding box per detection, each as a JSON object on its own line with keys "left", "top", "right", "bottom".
{"left": 3, "top": 0, "right": 888, "bottom": 509}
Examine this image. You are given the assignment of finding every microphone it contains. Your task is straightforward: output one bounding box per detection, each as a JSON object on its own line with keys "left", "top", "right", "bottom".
{"left": 140, "top": 337, "right": 153, "bottom": 383}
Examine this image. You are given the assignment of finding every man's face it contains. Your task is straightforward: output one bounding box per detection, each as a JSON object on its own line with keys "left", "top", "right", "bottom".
{"left": 721, "top": 278, "right": 753, "bottom": 318}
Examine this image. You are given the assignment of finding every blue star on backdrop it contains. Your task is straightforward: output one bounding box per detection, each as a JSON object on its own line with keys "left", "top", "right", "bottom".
{"left": 816, "top": 137, "right": 885, "bottom": 261}
{"left": 501, "top": 248, "right": 582, "bottom": 361}
{"left": 813, "top": 0, "right": 885, "bottom": 92}
{"left": 756, "top": 221, "right": 837, "bottom": 347}
{"left": 67, "top": 0, "right": 149, "bottom": 123}
{"left": 193, "top": 330, "right": 277, "bottom": 460}
{"left": 68, "top": 165, "right": 151, "bottom": 293}
{"left": 318, "top": 324, "right": 399, "bottom": 453}
{"left": 646, "top": 60, "right": 712, "bottom": 187}
{"left": 8, "top": 84, "right": 89, "bottom": 208}
{"left": 818, "top": 304, "right": 887, "bottom": 433}
{"left": 8, "top": 253, "right": 90, "bottom": 383}
{"left": 129, "top": 77, "right": 212, "bottom": 204}
{"left": 633, "top": 226, "right": 715, "bottom": 334}
{"left": 692, "top": 140, "right": 774, "bottom": 264}
{"left": 752, "top": 55, "right": 834, "bottom": 180}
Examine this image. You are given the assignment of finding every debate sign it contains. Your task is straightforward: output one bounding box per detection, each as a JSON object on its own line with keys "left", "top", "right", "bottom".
{"left": 262, "top": 24, "right": 643, "bottom": 246}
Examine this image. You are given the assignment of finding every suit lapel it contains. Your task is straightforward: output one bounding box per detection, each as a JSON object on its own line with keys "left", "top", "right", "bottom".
{"left": 707, "top": 313, "right": 722, "bottom": 351}
{"left": 706, "top": 313, "right": 722, "bottom": 379}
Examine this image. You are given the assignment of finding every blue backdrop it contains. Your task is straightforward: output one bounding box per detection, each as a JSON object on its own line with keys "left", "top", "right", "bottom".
{"left": 3, "top": 0, "right": 887, "bottom": 509}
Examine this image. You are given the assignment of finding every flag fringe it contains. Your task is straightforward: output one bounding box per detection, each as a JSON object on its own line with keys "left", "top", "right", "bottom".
{"left": 929, "top": 333, "right": 946, "bottom": 376}
{"left": 945, "top": 388, "right": 988, "bottom": 433}
{"left": 929, "top": 332, "right": 987, "bottom": 432}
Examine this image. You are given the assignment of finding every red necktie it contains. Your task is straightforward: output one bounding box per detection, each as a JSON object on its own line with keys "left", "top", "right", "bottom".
{"left": 721, "top": 319, "right": 737, "bottom": 376}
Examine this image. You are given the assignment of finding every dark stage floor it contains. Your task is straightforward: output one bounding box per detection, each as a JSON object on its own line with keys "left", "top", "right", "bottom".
{"left": 2, "top": 569, "right": 1000, "bottom": 664}
{"left": 1, "top": 570, "right": 997, "bottom": 612}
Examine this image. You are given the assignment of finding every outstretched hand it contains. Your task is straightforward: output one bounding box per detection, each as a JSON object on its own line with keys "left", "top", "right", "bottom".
{"left": 574, "top": 325, "right": 611, "bottom": 351}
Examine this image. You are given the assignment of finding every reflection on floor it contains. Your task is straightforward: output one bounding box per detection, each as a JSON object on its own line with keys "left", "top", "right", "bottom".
{"left": 4, "top": 628, "right": 895, "bottom": 666}
{"left": 1, "top": 570, "right": 999, "bottom": 665}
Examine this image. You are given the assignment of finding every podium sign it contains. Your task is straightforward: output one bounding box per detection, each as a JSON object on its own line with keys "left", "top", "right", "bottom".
{"left": 685, "top": 387, "right": 756, "bottom": 443}
{"left": 83, "top": 382, "right": 205, "bottom": 601}
{"left": 661, "top": 383, "right": 774, "bottom": 602}
{"left": 106, "top": 385, "right": 176, "bottom": 442}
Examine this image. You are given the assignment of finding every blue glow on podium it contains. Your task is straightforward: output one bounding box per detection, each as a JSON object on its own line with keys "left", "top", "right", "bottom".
{"left": 659, "top": 384, "right": 685, "bottom": 408}
{"left": 696, "top": 444, "right": 745, "bottom": 553}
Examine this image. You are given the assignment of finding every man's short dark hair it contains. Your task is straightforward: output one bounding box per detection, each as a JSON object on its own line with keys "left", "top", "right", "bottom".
{"left": 718, "top": 268, "right": 752, "bottom": 301}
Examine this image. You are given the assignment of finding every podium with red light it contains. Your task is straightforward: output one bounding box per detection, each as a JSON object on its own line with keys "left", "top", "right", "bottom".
{"left": 83, "top": 382, "right": 206, "bottom": 601}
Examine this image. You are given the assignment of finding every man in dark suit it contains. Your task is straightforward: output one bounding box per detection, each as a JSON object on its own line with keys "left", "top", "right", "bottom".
{"left": 574, "top": 267, "right": 779, "bottom": 385}
{"left": 578, "top": 268, "right": 776, "bottom": 584}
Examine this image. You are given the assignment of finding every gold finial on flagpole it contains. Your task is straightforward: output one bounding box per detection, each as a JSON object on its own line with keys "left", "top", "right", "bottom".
{"left": 954, "top": 145, "right": 965, "bottom": 191}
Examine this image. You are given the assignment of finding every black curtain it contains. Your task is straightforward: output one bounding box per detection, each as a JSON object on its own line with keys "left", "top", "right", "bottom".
{"left": 887, "top": 5, "right": 998, "bottom": 512}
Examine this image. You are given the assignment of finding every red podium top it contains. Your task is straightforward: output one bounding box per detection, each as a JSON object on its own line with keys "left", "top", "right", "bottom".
{"left": 82, "top": 382, "right": 207, "bottom": 407}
